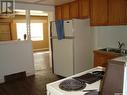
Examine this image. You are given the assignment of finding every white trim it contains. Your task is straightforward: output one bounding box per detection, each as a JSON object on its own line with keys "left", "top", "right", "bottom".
{"left": 33, "top": 48, "right": 49, "bottom": 52}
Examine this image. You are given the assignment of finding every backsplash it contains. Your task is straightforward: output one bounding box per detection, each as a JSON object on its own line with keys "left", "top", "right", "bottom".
{"left": 92, "top": 25, "right": 127, "bottom": 49}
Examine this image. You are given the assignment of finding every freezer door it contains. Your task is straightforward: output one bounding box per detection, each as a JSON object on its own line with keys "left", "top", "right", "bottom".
{"left": 51, "top": 20, "right": 73, "bottom": 37}
{"left": 52, "top": 39, "right": 74, "bottom": 77}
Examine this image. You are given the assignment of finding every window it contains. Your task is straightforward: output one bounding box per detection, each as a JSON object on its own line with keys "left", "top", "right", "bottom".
{"left": 16, "top": 22, "right": 43, "bottom": 41}
{"left": 16, "top": 23, "right": 26, "bottom": 40}
{"left": 31, "top": 23, "right": 43, "bottom": 41}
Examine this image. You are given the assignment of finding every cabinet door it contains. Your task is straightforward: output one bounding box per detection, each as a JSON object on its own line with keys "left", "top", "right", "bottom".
{"left": 61, "top": 4, "right": 70, "bottom": 20}
{"left": 78, "top": 0, "right": 90, "bottom": 18}
{"left": 108, "top": 0, "right": 126, "bottom": 25}
{"left": 94, "top": 52, "right": 107, "bottom": 67}
{"left": 69, "top": 1, "right": 79, "bottom": 19}
{"left": 90, "top": 0, "right": 108, "bottom": 26}
{"left": 0, "top": 23, "right": 11, "bottom": 41}
{"left": 55, "top": 6, "right": 62, "bottom": 20}
{"left": 94, "top": 51, "right": 120, "bottom": 67}
{"left": 125, "top": 0, "right": 127, "bottom": 24}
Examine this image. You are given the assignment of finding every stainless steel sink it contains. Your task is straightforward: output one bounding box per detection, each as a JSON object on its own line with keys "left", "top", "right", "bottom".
{"left": 99, "top": 48, "right": 127, "bottom": 55}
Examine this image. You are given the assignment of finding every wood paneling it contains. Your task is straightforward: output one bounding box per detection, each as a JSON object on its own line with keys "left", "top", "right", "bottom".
{"left": 69, "top": 1, "right": 79, "bottom": 18}
{"left": 0, "top": 22, "right": 11, "bottom": 41}
{"left": 108, "top": 0, "right": 126, "bottom": 25}
{"left": 78, "top": 0, "right": 90, "bottom": 18}
{"left": 55, "top": 6, "right": 62, "bottom": 20}
{"left": 61, "top": 4, "right": 70, "bottom": 20}
{"left": 90, "top": 0, "right": 108, "bottom": 26}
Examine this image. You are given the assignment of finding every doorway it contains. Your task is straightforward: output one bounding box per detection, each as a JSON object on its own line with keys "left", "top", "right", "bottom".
{"left": 12, "top": 9, "right": 49, "bottom": 51}
{"left": 12, "top": 9, "right": 52, "bottom": 72}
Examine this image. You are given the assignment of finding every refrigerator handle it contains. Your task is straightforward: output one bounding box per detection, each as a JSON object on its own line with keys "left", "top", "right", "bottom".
{"left": 66, "top": 21, "right": 69, "bottom": 23}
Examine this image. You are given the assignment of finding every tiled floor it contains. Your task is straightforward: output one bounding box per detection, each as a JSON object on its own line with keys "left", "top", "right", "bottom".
{"left": 34, "top": 51, "right": 51, "bottom": 71}
{"left": 0, "top": 51, "right": 61, "bottom": 95}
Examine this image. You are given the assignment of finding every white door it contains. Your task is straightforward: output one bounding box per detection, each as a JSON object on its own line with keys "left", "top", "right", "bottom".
{"left": 52, "top": 39, "right": 74, "bottom": 77}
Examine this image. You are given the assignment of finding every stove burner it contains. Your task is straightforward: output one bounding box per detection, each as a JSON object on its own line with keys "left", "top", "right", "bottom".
{"left": 73, "top": 71, "right": 105, "bottom": 84}
{"left": 92, "top": 71, "right": 105, "bottom": 76}
{"left": 59, "top": 78, "right": 86, "bottom": 91}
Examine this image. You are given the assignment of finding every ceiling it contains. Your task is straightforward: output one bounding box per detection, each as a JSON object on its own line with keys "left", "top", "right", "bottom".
{"left": 15, "top": 0, "right": 75, "bottom": 6}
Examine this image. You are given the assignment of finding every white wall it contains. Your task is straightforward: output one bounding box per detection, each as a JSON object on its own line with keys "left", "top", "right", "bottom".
{"left": 0, "top": 3, "right": 54, "bottom": 81}
{"left": 0, "top": 40, "right": 35, "bottom": 83}
{"left": 93, "top": 25, "right": 127, "bottom": 49}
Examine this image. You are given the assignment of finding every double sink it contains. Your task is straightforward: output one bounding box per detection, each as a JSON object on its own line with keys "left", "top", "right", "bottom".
{"left": 99, "top": 48, "right": 127, "bottom": 55}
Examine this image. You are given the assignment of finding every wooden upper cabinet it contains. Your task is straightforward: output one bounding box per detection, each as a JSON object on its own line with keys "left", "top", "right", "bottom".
{"left": 61, "top": 4, "right": 70, "bottom": 20}
{"left": 55, "top": 6, "right": 62, "bottom": 20}
{"left": 78, "top": 0, "right": 90, "bottom": 18}
{"left": 69, "top": 1, "right": 79, "bottom": 19}
{"left": 108, "top": 0, "right": 126, "bottom": 25}
{"left": 125, "top": 0, "right": 127, "bottom": 24}
{"left": 90, "top": 0, "right": 108, "bottom": 26}
{"left": 0, "top": 22, "right": 11, "bottom": 41}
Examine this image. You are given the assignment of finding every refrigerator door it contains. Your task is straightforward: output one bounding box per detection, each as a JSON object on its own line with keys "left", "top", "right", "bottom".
{"left": 52, "top": 39, "right": 74, "bottom": 77}
{"left": 73, "top": 19, "right": 93, "bottom": 74}
{"left": 51, "top": 20, "right": 73, "bottom": 37}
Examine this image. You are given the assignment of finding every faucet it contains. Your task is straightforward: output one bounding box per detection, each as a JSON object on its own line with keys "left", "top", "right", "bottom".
{"left": 118, "top": 41, "right": 125, "bottom": 50}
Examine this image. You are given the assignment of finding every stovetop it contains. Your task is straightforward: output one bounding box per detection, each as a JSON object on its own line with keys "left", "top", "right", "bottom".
{"left": 73, "top": 71, "right": 105, "bottom": 84}
{"left": 59, "top": 71, "right": 105, "bottom": 91}
{"left": 47, "top": 67, "right": 105, "bottom": 95}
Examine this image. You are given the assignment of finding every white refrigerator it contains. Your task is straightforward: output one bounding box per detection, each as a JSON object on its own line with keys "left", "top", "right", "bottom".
{"left": 50, "top": 19, "right": 93, "bottom": 77}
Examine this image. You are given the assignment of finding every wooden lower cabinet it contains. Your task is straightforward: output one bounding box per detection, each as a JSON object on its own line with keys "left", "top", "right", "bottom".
{"left": 94, "top": 51, "right": 121, "bottom": 67}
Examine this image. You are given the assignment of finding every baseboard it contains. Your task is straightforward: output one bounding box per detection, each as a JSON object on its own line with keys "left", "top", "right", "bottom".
{"left": 4, "top": 71, "right": 27, "bottom": 82}
{"left": 0, "top": 71, "right": 35, "bottom": 84}
{"left": 33, "top": 48, "right": 49, "bottom": 52}
{"left": 0, "top": 77, "right": 5, "bottom": 84}
{"left": 26, "top": 71, "right": 35, "bottom": 76}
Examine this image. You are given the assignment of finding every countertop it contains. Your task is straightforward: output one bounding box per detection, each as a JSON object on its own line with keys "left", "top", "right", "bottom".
{"left": 0, "top": 40, "right": 31, "bottom": 45}
{"left": 113, "top": 56, "right": 127, "bottom": 63}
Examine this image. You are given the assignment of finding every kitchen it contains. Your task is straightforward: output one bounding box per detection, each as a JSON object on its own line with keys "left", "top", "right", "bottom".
{"left": 0, "top": 0, "right": 127, "bottom": 95}
{"left": 48, "top": 0, "right": 127, "bottom": 94}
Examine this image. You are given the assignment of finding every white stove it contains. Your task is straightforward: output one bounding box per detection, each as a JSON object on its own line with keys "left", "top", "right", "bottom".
{"left": 46, "top": 67, "right": 104, "bottom": 95}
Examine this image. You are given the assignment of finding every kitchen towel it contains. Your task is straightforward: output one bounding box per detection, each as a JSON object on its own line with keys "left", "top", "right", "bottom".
{"left": 55, "top": 20, "right": 64, "bottom": 40}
